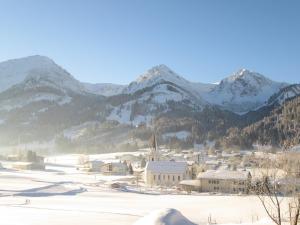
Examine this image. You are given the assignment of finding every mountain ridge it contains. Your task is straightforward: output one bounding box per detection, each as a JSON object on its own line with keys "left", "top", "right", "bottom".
{"left": 0, "top": 55, "right": 298, "bottom": 151}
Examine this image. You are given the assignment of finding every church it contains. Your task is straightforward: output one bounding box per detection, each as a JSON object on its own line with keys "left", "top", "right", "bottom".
{"left": 144, "top": 135, "right": 190, "bottom": 187}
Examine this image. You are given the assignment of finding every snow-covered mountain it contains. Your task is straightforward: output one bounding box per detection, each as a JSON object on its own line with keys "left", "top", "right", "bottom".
{"left": 123, "top": 64, "right": 215, "bottom": 97}
{"left": 0, "top": 55, "right": 297, "bottom": 150}
{"left": 107, "top": 65, "right": 215, "bottom": 125}
{"left": 203, "top": 69, "right": 287, "bottom": 113}
{"left": 0, "top": 55, "right": 86, "bottom": 94}
{"left": 267, "top": 83, "right": 300, "bottom": 106}
{"left": 83, "top": 83, "right": 126, "bottom": 96}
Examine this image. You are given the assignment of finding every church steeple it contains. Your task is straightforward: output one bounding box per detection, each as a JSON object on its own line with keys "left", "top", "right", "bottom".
{"left": 148, "top": 133, "right": 159, "bottom": 161}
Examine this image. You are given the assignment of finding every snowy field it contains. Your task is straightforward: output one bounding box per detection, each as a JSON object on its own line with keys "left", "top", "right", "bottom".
{"left": 0, "top": 154, "right": 274, "bottom": 225}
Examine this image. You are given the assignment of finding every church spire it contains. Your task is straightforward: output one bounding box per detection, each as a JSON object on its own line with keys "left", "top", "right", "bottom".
{"left": 148, "top": 133, "right": 159, "bottom": 161}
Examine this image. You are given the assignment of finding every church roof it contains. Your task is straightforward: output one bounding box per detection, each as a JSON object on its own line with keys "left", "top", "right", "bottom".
{"left": 145, "top": 161, "right": 187, "bottom": 174}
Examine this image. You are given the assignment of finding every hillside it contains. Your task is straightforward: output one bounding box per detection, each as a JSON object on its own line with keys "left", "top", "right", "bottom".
{"left": 221, "top": 95, "right": 300, "bottom": 149}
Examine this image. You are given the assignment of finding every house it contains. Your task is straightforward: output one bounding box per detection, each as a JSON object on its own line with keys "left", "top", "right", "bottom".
{"left": 204, "top": 160, "right": 221, "bottom": 170}
{"left": 144, "top": 161, "right": 190, "bottom": 187}
{"left": 100, "top": 162, "right": 127, "bottom": 175}
{"left": 10, "top": 151, "right": 45, "bottom": 171}
{"left": 197, "top": 170, "right": 251, "bottom": 194}
{"left": 12, "top": 161, "right": 45, "bottom": 170}
{"left": 82, "top": 160, "right": 104, "bottom": 172}
{"left": 179, "top": 179, "right": 201, "bottom": 192}
{"left": 277, "top": 178, "right": 300, "bottom": 195}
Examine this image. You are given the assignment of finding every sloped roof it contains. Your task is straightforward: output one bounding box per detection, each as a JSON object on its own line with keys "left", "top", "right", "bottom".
{"left": 197, "top": 170, "right": 250, "bottom": 180}
{"left": 145, "top": 161, "right": 187, "bottom": 174}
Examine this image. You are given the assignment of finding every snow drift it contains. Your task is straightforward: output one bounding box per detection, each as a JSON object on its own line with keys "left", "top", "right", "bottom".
{"left": 133, "top": 208, "right": 197, "bottom": 225}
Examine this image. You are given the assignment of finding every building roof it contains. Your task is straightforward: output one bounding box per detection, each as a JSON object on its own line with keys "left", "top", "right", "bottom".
{"left": 145, "top": 161, "right": 187, "bottom": 174}
{"left": 179, "top": 180, "right": 200, "bottom": 187}
{"left": 13, "top": 162, "right": 33, "bottom": 166}
{"left": 197, "top": 170, "right": 250, "bottom": 180}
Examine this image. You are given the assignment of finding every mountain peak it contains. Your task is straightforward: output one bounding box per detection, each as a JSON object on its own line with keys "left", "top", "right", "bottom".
{"left": 207, "top": 69, "right": 288, "bottom": 113}
{"left": 0, "top": 55, "right": 84, "bottom": 93}
{"left": 221, "top": 69, "right": 275, "bottom": 89}
{"left": 136, "top": 64, "right": 178, "bottom": 83}
{"left": 228, "top": 68, "right": 264, "bottom": 81}
{"left": 2, "top": 55, "right": 56, "bottom": 66}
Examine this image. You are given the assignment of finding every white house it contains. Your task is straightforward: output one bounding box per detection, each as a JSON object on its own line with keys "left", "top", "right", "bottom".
{"left": 180, "top": 170, "right": 251, "bottom": 194}
{"left": 197, "top": 170, "right": 251, "bottom": 194}
{"left": 144, "top": 161, "right": 190, "bottom": 187}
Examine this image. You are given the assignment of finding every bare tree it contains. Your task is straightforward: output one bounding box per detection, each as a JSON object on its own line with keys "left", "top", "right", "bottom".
{"left": 250, "top": 152, "right": 300, "bottom": 225}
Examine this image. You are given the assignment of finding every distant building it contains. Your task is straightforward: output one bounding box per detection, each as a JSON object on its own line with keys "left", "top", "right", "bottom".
{"left": 204, "top": 160, "right": 220, "bottom": 170}
{"left": 10, "top": 151, "right": 45, "bottom": 170}
{"left": 277, "top": 178, "right": 300, "bottom": 195}
{"left": 82, "top": 160, "right": 104, "bottom": 172}
{"left": 145, "top": 161, "right": 190, "bottom": 187}
{"left": 100, "top": 162, "right": 127, "bottom": 175}
{"left": 197, "top": 170, "right": 251, "bottom": 194}
{"left": 12, "top": 162, "right": 45, "bottom": 170}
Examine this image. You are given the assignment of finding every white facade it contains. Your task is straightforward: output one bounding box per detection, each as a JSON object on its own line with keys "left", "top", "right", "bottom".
{"left": 145, "top": 161, "right": 190, "bottom": 187}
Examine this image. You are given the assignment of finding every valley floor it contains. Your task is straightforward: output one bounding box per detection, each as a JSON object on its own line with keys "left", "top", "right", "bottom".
{"left": 0, "top": 155, "right": 273, "bottom": 225}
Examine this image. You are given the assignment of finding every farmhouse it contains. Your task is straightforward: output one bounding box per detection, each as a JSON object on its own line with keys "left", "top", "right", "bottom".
{"left": 145, "top": 161, "right": 190, "bottom": 187}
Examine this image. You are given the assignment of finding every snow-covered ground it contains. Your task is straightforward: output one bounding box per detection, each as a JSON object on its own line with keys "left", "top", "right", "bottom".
{"left": 0, "top": 154, "right": 277, "bottom": 225}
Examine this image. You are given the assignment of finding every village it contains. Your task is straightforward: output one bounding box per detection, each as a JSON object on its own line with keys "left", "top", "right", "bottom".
{"left": 1, "top": 135, "right": 299, "bottom": 197}
{"left": 0, "top": 136, "right": 299, "bottom": 225}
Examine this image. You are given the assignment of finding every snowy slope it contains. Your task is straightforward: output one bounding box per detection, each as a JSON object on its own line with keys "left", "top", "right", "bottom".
{"left": 133, "top": 208, "right": 197, "bottom": 225}
{"left": 107, "top": 65, "right": 214, "bottom": 125}
{"left": 267, "top": 83, "right": 300, "bottom": 105}
{"left": 203, "top": 69, "right": 287, "bottom": 113}
{"left": 0, "top": 55, "right": 86, "bottom": 94}
{"left": 83, "top": 83, "right": 126, "bottom": 96}
{"left": 123, "top": 64, "right": 214, "bottom": 98}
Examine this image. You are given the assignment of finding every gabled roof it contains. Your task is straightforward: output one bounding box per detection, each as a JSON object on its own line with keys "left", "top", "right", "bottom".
{"left": 145, "top": 161, "right": 187, "bottom": 174}
{"left": 197, "top": 170, "right": 250, "bottom": 180}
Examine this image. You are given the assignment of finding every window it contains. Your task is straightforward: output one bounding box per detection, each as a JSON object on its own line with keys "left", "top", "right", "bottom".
{"left": 178, "top": 176, "right": 180, "bottom": 181}
{"left": 158, "top": 175, "right": 160, "bottom": 180}
{"left": 153, "top": 175, "right": 156, "bottom": 180}
{"left": 173, "top": 176, "right": 175, "bottom": 181}
{"left": 163, "top": 175, "right": 165, "bottom": 180}
{"left": 168, "top": 175, "right": 170, "bottom": 180}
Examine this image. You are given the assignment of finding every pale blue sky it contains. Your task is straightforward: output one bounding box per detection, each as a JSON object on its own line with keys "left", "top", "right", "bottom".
{"left": 0, "top": 0, "right": 299, "bottom": 84}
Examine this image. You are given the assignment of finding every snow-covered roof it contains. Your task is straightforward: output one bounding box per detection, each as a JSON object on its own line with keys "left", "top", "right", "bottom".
{"left": 205, "top": 160, "right": 220, "bottom": 165}
{"left": 145, "top": 161, "right": 187, "bottom": 174}
{"left": 197, "top": 170, "right": 250, "bottom": 180}
{"left": 179, "top": 180, "right": 200, "bottom": 187}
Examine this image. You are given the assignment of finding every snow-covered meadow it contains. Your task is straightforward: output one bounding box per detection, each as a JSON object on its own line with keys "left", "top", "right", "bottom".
{"left": 0, "top": 153, "right": 273, "bottom": 225}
